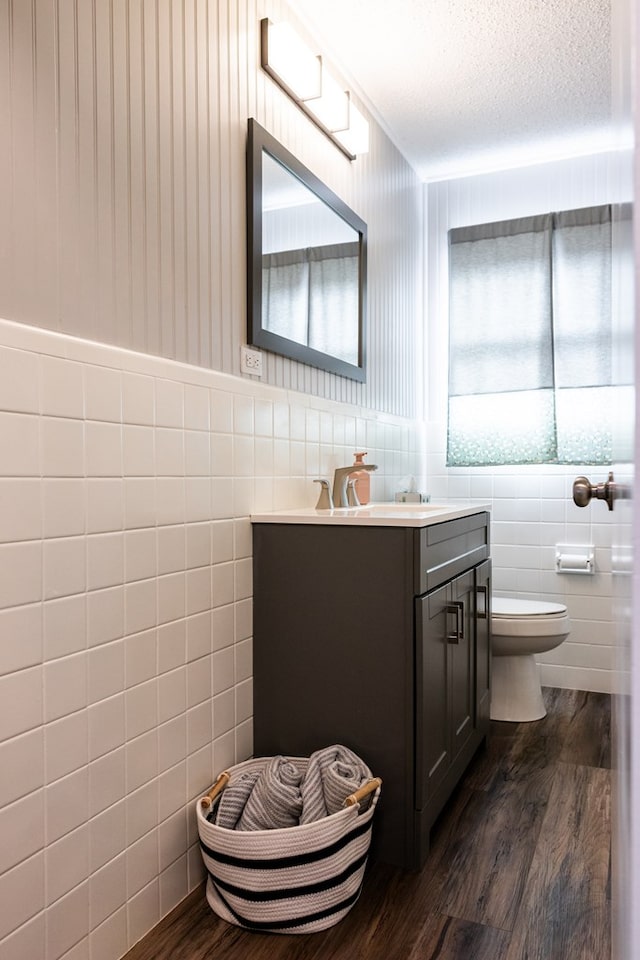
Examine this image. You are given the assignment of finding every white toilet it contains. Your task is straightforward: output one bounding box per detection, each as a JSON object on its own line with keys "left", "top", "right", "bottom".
{"left": 490, "top": 597, "right": 571, "bottom": 722}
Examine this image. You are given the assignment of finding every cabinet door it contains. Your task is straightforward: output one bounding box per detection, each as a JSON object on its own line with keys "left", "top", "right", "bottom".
{"left": 475, "top": 560, "right": 492, "bottom": 730}
{"left": 415, "top": 584, "right": 450, "bottom": 808}
{"left": 449, "top": 570, "right": 475, "bottom": 762}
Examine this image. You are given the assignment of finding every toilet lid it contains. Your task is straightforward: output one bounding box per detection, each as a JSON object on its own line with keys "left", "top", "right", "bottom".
{"left": 492, "top": 597, "right": 567, "bottom": 619}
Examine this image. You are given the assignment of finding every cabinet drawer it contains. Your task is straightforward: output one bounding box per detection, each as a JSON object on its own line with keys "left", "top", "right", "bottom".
{"left": 414, "top": 511, "right": 490, "bottom": 594}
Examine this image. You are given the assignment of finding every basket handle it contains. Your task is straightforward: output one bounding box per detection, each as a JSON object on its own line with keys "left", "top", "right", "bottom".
{"left": 344, "top": 777, "right": 382, "bottom": 807}
{"left": 199, "top": 770, "right": 231, "bottom": 810}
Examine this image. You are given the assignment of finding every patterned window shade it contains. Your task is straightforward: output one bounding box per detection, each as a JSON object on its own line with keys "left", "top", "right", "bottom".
{"left": 447, "top": 205, "right": 613, "bottom": 466}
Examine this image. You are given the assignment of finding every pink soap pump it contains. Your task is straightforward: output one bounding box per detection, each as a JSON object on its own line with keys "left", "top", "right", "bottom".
{"left": 352, "top": 452, "right": 371, "bottom": 505}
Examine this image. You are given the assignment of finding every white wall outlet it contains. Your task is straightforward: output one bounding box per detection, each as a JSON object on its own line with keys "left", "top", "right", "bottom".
{"left": 240, "top": 345, "right": 263, "bottom": 377}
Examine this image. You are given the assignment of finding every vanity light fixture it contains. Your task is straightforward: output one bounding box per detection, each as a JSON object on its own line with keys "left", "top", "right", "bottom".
{"left": 334, "top": 99, "right": 370, "bottom": 157}
{"left": 260, "top": 19, "right": 322, "bottom": 102}
{"left": 260, "top": 18, "right": 370, "bottom": 160}
{"left": 305, "top": 68, "right": 350, "bottom": 133}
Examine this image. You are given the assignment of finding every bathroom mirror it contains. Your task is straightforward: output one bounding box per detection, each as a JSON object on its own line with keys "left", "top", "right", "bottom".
{"left": 246, "top": 118, "right": 367, "bottom": 381}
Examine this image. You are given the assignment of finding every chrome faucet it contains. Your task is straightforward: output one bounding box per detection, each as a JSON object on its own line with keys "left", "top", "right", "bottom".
{"left": 332, "top": 463, "right": 378, "bottom": 508}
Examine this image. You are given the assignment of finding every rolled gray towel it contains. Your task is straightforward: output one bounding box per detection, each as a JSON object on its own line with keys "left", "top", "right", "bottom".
{"left": 214, "top": 771, "right": 260, "bottom": 829}
{"left": 300, "top": 744, "right": 371, "bottom": 824}
{"left": 235, "top": 756, "right": 304, "bottom": 831}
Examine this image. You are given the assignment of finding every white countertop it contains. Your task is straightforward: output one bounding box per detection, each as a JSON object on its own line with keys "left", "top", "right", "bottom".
{"left": 250, "top": 502, "right": 491, "bottom": 528}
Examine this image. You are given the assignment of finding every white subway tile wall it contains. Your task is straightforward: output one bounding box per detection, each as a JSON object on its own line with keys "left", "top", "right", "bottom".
{"left": 0, "top": 318, "right": 422, "bottom": 958}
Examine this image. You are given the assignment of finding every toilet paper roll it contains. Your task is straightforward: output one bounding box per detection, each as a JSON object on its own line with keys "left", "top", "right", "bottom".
{"left": 556, "top": 554, "right": 591, "bottom": 572}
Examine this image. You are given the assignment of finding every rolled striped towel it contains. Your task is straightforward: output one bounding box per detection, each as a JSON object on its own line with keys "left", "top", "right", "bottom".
{"left": 213, "top": 771, "right": 260, "bottom": 830}
{"left": 299, "top": 744, "right": 371, "bottom": 824}
{"left": 215, "top": 756, "right": 303, "bottom": 831}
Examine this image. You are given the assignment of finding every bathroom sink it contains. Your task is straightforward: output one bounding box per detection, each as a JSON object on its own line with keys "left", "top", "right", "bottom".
{"left": 251, "top": 501, "right": 491, "bottom": 528}
{"left": 352, "top": 502, "right": 447, "bottom": 514}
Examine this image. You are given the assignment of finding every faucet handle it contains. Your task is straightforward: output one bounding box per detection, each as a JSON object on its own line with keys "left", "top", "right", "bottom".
{"left": 347, "top": 478, "right": 361, "bottom": 507}
{"left": 313, "top": 479, "right": 334, "bottom": 510}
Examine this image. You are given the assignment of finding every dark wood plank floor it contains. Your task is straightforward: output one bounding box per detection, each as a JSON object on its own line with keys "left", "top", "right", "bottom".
{"left": 124, "top": 687, "right": 611, "bottom": 960}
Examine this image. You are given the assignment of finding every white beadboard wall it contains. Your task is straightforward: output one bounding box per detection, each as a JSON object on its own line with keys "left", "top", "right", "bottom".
{"left": 0, "top": 2, "right": 425, "bottom": 959}
{"left": 425, "top": 150, "right": 633, "bottom": 694}
{"left": 0, "top": 0, "right": 423, "bottom": 418}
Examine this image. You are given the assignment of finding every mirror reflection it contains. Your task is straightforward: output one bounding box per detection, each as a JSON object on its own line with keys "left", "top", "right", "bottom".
{"left": 247, "top": 119, "right": 367, "bottom": 381}
{"left": 262, "top": 154, "right": 361, "bottom": 366}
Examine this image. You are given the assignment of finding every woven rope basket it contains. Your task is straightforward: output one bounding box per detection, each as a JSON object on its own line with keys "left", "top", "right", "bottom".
{"left": 196, "top": 755, "right": 382, "bottom": 934}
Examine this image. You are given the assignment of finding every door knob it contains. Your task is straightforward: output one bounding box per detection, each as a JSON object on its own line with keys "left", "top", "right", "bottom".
{"left": 572, "top": 471, "right": 625, "bottom": 511}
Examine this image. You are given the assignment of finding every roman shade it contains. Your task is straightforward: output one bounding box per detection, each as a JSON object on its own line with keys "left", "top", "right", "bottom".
{"left": 447, "top": 205, "right": 612, "bottom": 466}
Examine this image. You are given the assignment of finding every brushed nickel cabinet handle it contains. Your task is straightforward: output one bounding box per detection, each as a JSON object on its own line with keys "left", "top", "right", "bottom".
{"left": 476, "top": 584, "right": 489, "bottom": 620}
{"left": 446, "top": 602, "right": 464, "bottom": 644}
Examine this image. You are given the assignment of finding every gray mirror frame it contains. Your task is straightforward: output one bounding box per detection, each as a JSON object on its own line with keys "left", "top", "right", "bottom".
{"left": 246, "top": 118, "right": 367, "bottom": 382}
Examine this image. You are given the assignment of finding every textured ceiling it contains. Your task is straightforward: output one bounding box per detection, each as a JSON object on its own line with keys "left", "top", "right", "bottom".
{"left": 292, "top": 0, "right": 614, "bottom": 181}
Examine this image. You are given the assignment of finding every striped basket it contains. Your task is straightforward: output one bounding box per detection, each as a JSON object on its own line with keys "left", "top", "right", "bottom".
{"left": 196, "top": 755, "right": 382, "bottom": 934}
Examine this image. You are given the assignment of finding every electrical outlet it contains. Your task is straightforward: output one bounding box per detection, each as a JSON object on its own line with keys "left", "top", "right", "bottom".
{"left": 241, "top": 346, "right": 263, "bottom": 376}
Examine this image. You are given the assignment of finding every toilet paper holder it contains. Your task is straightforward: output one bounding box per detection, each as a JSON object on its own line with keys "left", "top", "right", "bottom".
{"left": 555, "top": 544, "right": 594, "bottom": 575}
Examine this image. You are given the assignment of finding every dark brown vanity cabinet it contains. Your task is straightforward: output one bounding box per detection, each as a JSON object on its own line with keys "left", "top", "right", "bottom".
{"left": 252, "top": 511, "right": 491, "bottom": 870}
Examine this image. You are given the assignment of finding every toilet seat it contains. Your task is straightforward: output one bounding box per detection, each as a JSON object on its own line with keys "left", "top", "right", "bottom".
{"left": 492, "top": 598, "right": 567, "bottom": 618}
{"left": 491, "top": 597, "right": 569, "bottom": 638}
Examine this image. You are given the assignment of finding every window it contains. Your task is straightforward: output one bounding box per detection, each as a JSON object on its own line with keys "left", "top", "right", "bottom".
{"left": 447, "top": 205, "right": 613, "bottom": 466}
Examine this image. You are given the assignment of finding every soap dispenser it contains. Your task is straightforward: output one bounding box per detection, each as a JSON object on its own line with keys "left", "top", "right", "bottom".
{"left": 352, "top": 452, "right": 371, "bottom": 505}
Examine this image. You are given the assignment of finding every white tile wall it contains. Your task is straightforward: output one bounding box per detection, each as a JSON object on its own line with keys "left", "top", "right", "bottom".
{"left": 0, "top": 317, "right": 423, "bottom": 959}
